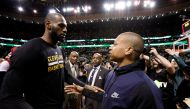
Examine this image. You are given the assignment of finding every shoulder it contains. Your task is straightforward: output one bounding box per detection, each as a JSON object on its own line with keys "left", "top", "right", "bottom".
{"left": 65, "top": 61, "right": 70, "bottom": 67}
{"left": 10, "top": 38, "right": 44, "bottom": 63}
{"left": 118, "top": 72, "right": 160, "bottom": 97}
{"left": 17, "top": 38, "right": 42, "bottom": 53}
{"left": 117, "top": 71, "right": 155, "bottom": 88}
{"left": 23, "top": 38, "right": 41, "bottom": 46}
{"left": 131, "top": 72, "right": 162, "bottom": 98}
{"left": 100, "top": 66, "right": 109, "bottom": 72}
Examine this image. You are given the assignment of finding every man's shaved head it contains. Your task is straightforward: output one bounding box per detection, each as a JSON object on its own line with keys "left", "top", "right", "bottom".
{"left": 45, "top": 13, "right": 66, "bottom": 23}
{"left": 115, "top": 32, "right": 144, "bottom": 61}
{"left": 118, "top": 32, "right": 144, "bottom": 54}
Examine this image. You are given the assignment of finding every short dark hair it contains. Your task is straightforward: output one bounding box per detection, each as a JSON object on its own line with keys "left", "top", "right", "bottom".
{"left": 44, "top": 13, "right": 63, "bottom": 23}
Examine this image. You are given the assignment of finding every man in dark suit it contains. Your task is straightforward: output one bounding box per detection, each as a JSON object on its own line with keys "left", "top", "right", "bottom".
{"left": 65, "top": 51, "right": 79, "bottom": 78}
{"left": 64, "top": 51, "right": 81, "bottom": 109}
{"left": 85, "top": 53, "right": 109, "bottom": 109}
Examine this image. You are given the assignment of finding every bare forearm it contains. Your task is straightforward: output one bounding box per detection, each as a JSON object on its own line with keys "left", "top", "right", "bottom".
{"left": 82, "top": 88, "right": 103, "bottom": 102}
{"left": 155, "top": 54, "right": 175, "bottom": 75}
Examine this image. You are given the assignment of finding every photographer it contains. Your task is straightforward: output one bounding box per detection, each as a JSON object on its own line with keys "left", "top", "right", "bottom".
{"left": 141, "top": 47, "right": 176, "bottom": 109}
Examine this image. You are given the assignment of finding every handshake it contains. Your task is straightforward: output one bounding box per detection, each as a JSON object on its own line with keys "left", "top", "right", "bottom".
{"left": 64, "top": 84, "right": 104, "bottom": 94}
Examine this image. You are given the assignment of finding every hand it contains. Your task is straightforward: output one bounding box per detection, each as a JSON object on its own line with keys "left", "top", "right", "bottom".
{"left": 140, "top": 54, "right": 150, "bottom": 60}
{"left": 165, "top": 49, "right": 179, "bottom": 56}
{"left": 183, "top": 98, "right": 190, "bottom": 108}
{"left": 85, "top": 85, "right": 105, "bottom": 93}
{"left": 149, "top": 48, "right": 159, "bottom": 56}
{"left": 64, "top": 84, "right": 105, "bottom": 95}
{"left": 64, "top": 84, "right": 84, "bottom": 94}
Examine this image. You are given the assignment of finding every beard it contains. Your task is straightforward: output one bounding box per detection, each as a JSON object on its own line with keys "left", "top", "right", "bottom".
{"left": 51, "top": 27, "right": 65, "bottom": 43}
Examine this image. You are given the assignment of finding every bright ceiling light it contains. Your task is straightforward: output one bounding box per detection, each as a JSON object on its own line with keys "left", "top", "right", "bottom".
{"left": 134, "top": 0, "right": 140, "bottom": 6}
{"left": 82, "top": 5, "right": 91, "bottom": 13}
{"left": 150, "top": 1, "right": 156, "bottom": 8}
{"left": 143, "top": 0, "right": 148, "bottom": 7}
{"left": 115, "top": 1, "right": 126, "bottom": 10}
{"left": 49, "top": 9, "right": 56, "bottom": 13}
{"left": 18, "top": 6, "right": 24, "bottom": 12}
{"left": 126, "top": 1, "right": 132, "bottom": 7}
{"left": 66, "top": 7, "right": 74, "bottom": 12}
{"left": 87, "top": 6, "right": 91, "bottom": 10}
{"left": 144, "top": 0, "right": 156, "bottom": 8}
{"left": 33, "top": 9, "right": 37, "bottom": 14}
{"left": 62, "top": 8, "right": 66, "bottom": 12}
{"left": 74, "top": 9, "right": 79, "bottom": 13}
{"left": 103, "top": 3, "right": 114, "bottom": 11}
{"left": 74, "top": 7, "right": 80, "bottom": 13}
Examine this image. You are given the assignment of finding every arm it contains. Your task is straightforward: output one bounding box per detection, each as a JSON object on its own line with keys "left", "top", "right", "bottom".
{"left": 171, "top": 55, "right": 187, "bottom": 69}
{"left": 0, "top": 69, "right": 33, "bottom": 109}
{"left": 64, "top": 67, "right": 85, "bottom": 87}
{"left": 82, "top": 88, "right": 103, "bottom": 102}
{"left": 165, "top": 49, "right": 187, "bottom": 69}
{"left": 0, "top": 47, "right": 34, "bottom": 109}
{"left": 150, "top": 48, "right": 175, "bottom": 75}
{"left": 65, "top": 84, "right": 104, "bottom": 102}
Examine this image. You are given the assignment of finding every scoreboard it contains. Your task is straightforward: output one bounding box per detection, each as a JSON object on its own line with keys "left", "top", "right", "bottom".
{"left": 182, "top": 20, "right": 190, "bottom": 35}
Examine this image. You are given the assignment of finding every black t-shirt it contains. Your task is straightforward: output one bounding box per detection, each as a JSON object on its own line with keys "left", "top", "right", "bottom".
{"left": 147, "top": 68, "right": 177, "bottom": 109}
{"left": 0, "top": 38, "right": 65, "bottom": 109}
{"left": 147, "top": 68, "right": 168, "bottom": 82}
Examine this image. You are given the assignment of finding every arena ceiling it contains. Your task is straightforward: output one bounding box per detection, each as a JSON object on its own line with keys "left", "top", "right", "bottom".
{"left": 0, "top": 0, "right": 190, "bottom": 23}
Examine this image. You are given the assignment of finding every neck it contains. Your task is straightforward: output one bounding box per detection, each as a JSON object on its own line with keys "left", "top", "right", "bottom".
{"left": 41, "top": 33, "right": 56, "bottom": 45}
{"left": 69, "top": 60, "right": 75, "bottom": 65}
{"left": 93, "top": 64, "right": 100, "bottom": 67}
{"left": 118, "top": 59, "right": 134, "bottom": 67}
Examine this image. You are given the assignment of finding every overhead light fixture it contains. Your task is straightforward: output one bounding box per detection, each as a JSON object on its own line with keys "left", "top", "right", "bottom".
{"left": 104, "top": 3, "right": 114, "bottom": 11}
{"left": 49, "top": 9, "right": 56, "bottom": 13}
{"left": 134, "top": 0, "right": 140, "bottom": 6}
{"left": 144, "top": 0, "right": 156, "bottom": 8}
{"left": 18, "top": 6, "right": 24, "bottom": 12}
{"left": 66, "top": 7, "right": 74, "bottom": 12}
{"left": 115, "top": 1, "right": 126, "bottom": 10}
{"left": 33, "top": 9, "right": 37, "bottom": 14}
{"left": 74, "top": 7, "right": 80, "bottom": 14}
{"left": 126, "top": 1, "right": 132, "bottom": 7}
{"left": 150, "top": 1, "right": 155, "bottom": 8}
{"left": 103, "top": 3, "right": 114, "bottom": 11}
{"left": 82, "top": 5, "right": 91, "bottom": 13}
